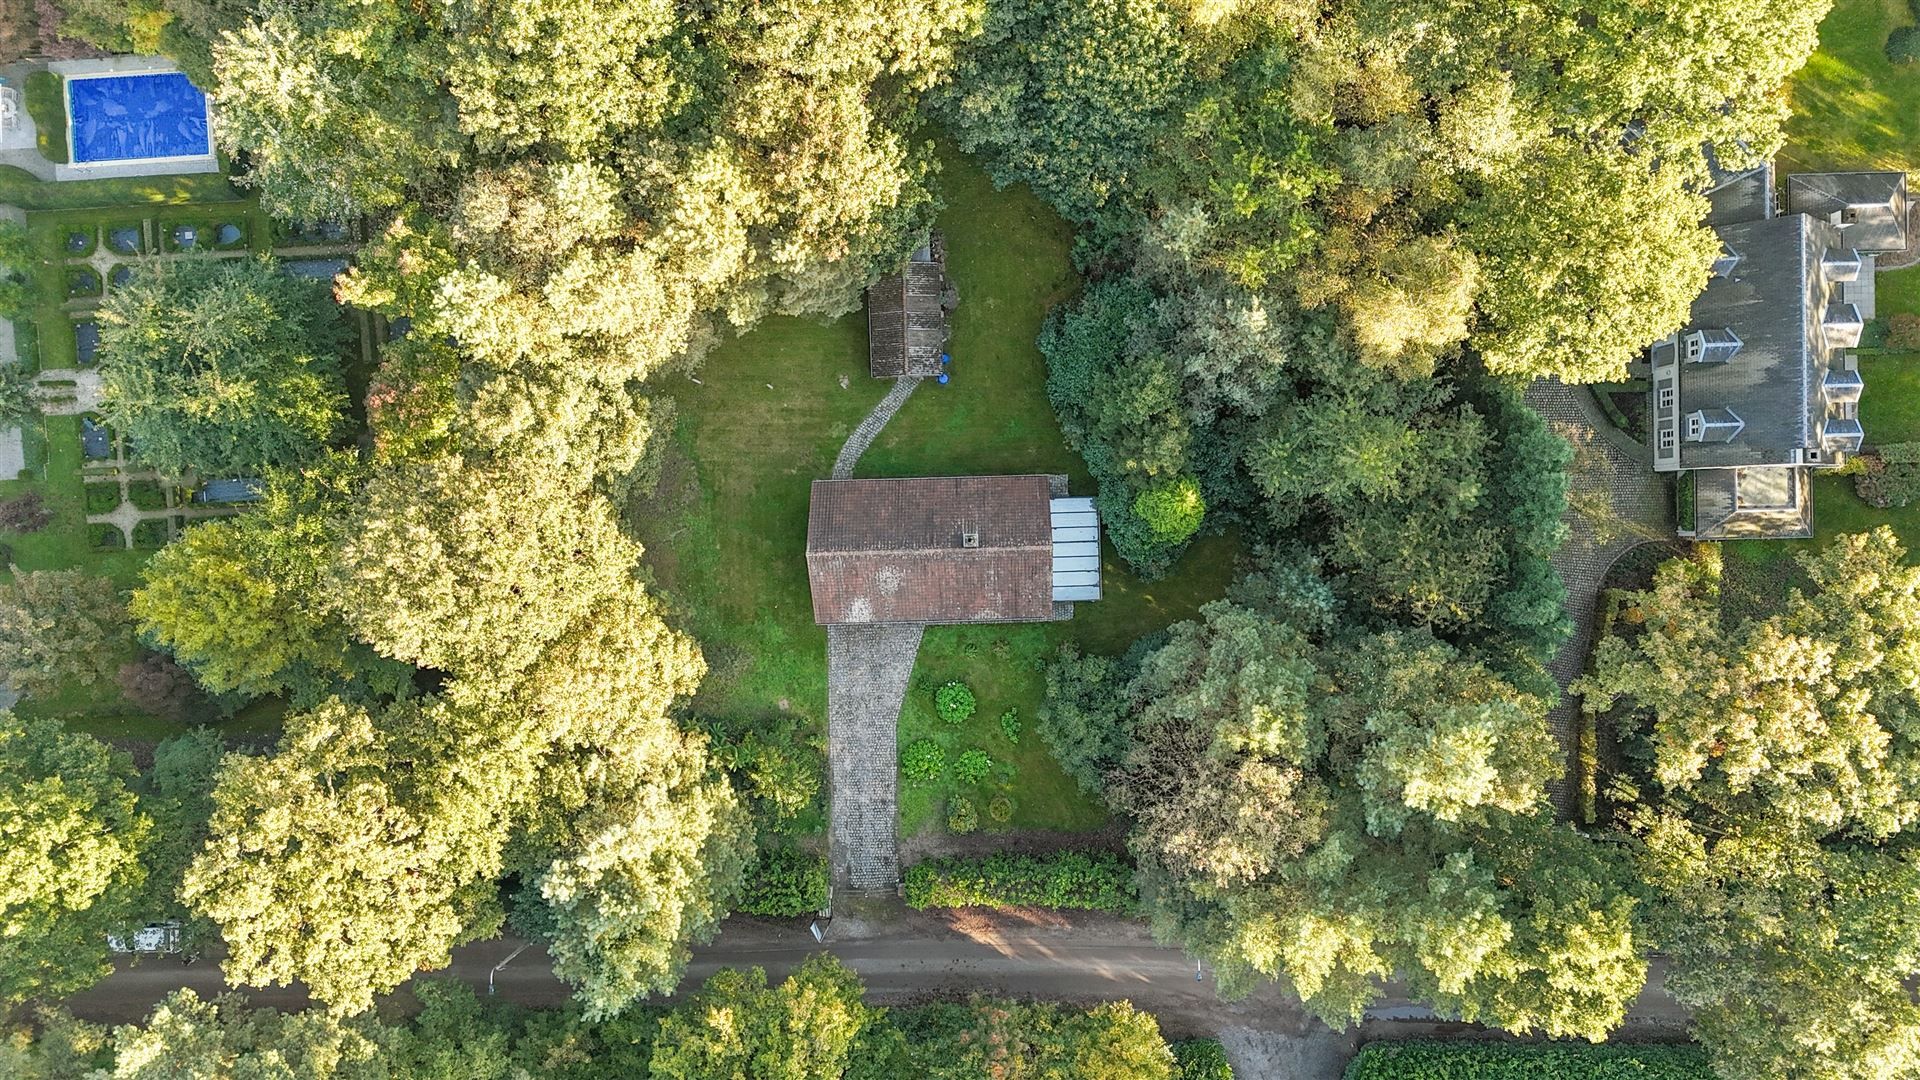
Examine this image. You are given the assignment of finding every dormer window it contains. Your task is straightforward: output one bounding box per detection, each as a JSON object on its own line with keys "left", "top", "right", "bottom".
{"left": 1686, "top": 408, "right": 1745, "bottom": 443}
{"left": 1685, "top": 328, "right": 1742, "bottom": 364}
{"left": 1713, "top": 244, "right": 1742, "bottom": 277}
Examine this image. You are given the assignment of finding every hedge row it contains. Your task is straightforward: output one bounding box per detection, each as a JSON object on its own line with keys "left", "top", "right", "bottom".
{"left": 735, "top": 846, "right": 828, "bottom": 917}
{"left": 1343, "top": 1042, "right": 1713, "bottom": 1080}
{"left": 903, "top": 850, "right": 1138, "bottom": 913}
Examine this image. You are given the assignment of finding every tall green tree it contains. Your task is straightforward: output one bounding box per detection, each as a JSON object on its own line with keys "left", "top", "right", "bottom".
{"left": 0, "top": 571, "right": 130, "bottom": 700}
{"left": 0, "top": 716, "right": 151, "bottom": 1006}
{"left": 96, "top": 258, "right": 349, "bottom": 481}
{"left": 648, "top": 955, "right": 876, "bottom": 1080}
{"left": 1575, "top": 532, "right": 1920, "bottom": 1078}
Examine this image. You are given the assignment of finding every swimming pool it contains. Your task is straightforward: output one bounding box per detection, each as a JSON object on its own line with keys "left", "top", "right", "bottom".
{"left": 66, "top": 72, "right": 211, "bottom": 165}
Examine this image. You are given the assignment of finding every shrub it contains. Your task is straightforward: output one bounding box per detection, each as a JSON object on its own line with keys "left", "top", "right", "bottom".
{"left": 903, "top": 851, "right": 1139, "bottom": 913}
{"left": 0, "top": 492, "right": 52, "bottom": 533}
{"left": 1342, "top": 1042, "right": 1714, "bottom": 1079}
{"left": 946, "top": 797, "right": 979, "bottom": 834}
{"left": 735, "top": 846, "right": 828, "bottom": 917}
{"left": 987, "top": 795, "right": 1014, "bottom": 823}
{"left": 998, "top": 708, "right": 1021, "bottom": 743}
{"left": 128, "top": 479, "right": 169, "bottom": 511}
{"left": 1890, "top": 25, "right": 1920, "bottom": 64}
{"left": 1133, "top": 475, "right": 1206, "bottom": 544}
{"left": 935, "top": 680, "right": 976, "bottom": 724}
{"left": 116, "top": 650, "right": 205, "bottom": 722}
{"left": 902, "top": 739, "right": 945, "bottom": 783}
{"left": 1888, "top": 312, "right": 1920, "bottom": 350}
{"left": 954, "top": 749, "right": 992, "bottom": 785}
{"left": 88, "top": 523, "right": 123, "bottom": 550}
{"left": 132, "top": 518, "right": 170, "bottom": 549}
{"left": 1173, "top": 1039, "right": 1234, "bottom": 1080}
{"left": 23, "top": 72, "right": 68, "bottom": 165}
{"left": 84, "top": 482, "right": 121, "bottom": 513}
{"left": 1856, "top": 445, "right": 1920, "bottom": 508}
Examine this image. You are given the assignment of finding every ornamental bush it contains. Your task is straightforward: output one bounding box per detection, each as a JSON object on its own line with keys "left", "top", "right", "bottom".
{"left": 735, "top": 846, "right": 828, "bottom": 917}
{"left": 902, "top": 739, "right": 945, "bottom": 783}
{"left": 903, "top": 851, "right": 1139, "bottom": 913}
{"left": 1173, "top": 1039, "right": 1234, "bottom": 1080}
{"left": 935, "top": 680, "right": 977, "bottom": 724}
{"left": 1889, "top": 25, "right": 1920, "bottom": 65}
{"left": 1133, "top": 475, "right": 1206, "bottom": 545}
{"left": 954, "top": 748, "right": 992, "bottom": 785}
{"left": 947, "top": 797, "right": 980, "bottom": 834}
{"left": 1342, "top": 1041, "right": 1714, "bottom": 1079}
{"left": 1856, "top": 444, "right": 1920, "bottom": 508}
{"left": 1886, "top": 312, "right": 1920, "bottom": 350}
{"left": 987, "top": 795, "right": 1014, "bottom": 823}
{"left": 999, "top": 708, "right": 1022, "bottom": 744}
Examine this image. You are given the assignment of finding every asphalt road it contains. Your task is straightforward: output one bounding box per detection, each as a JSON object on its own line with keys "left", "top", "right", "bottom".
{"left": 62, "top": 905, "right": 1688, "bottom": 1044}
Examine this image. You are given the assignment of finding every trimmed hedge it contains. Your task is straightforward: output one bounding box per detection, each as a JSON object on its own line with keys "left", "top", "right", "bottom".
{"left": 735, "top": 846, "right": 827, "bottom": 917}
{"left": 903, "top": 851, "right": 1138, "bottom": 913}
{"left": 1343, "top": 1042, "right": 1713, "bottom": 1080}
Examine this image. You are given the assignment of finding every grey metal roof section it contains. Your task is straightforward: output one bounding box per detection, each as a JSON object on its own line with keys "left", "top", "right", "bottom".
{"left": 1705, "top": 162, "right": 1774, "bottom": 226}
{"left": 1787, "top": 171, "right": 1909, "bottom": 254}
{"left": 1666, "top": 214, "right": 1854, "bottom": 470}
{"left": 1049, "top": 496, "right": 1101, "bottom": 603}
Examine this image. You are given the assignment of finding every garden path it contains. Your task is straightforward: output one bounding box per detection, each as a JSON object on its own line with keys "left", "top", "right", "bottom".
{"left": 823, "top": 374, "right": 930, "bottom": 897}
{"left": 827, "top": 624, "right": 923, "bottom": 893}
{"left": 1524, "top": 378, "right": 1672, "bottom": 814}
{"left": 831, "top": 375, "right": 920, "bottom": 480}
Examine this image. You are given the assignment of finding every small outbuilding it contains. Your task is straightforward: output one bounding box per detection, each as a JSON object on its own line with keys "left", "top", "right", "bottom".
{"left": 806, "top": 475, "right": 1100, "bottom": 625}
{"left": 866, "top": 243, "right": 949, "bottom": 379}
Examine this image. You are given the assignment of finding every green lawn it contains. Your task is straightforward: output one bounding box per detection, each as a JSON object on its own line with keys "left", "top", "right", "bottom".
{"left": 1780, "top": 0, "right": 1920, "bottom": 174}
{"left": 636, "top": 146, "right": 1242, "bottom": 841}
{"left": 0, "top": 165, "right": 245, "bottom": 212}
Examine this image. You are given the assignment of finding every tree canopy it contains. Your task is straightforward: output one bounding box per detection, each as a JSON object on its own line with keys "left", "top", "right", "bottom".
{"left": 96, "top": 258, "right": 349, "bottom": 481}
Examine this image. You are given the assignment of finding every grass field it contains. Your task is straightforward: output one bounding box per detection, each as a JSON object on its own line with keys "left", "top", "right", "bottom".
{"left": 636, "top": 146, "right": 1242, "bottom": 840}
{"left": 1780, "top": 0, "right": 1920, "bottom": 174}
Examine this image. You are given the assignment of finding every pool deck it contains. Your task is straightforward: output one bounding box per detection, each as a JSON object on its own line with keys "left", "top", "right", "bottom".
{"left": 1, "top": 204, "right": 26, "bottom": 486}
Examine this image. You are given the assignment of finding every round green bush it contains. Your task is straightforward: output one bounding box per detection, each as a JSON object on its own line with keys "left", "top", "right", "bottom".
{"left": 954, "top": 748, "right": 992, "bottom": 785}
{"left": 1889, "top": 25, "right": 1920, "bottom": 64}
{"left": 947, "top": 797, "right": 980, "bottom": 834}
{"left": 987, "top": 795, "right": 1014, "bottom": 823}
{"left": 935, "top": 680, "right": 976, "bottom": 724}
{"left": 998, "top": 708, "right": 1021, "bottom": 743}
{"left": 902, "top": 739, "right": 945, "bottom": 783}
{"left": 1132, "top": 475, "right": 1206, "bottom": 545}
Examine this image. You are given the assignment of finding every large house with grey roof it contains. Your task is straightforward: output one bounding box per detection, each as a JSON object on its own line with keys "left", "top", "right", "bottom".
{"left": 1652, "top": 167, "right": 1906, "bottom": 540}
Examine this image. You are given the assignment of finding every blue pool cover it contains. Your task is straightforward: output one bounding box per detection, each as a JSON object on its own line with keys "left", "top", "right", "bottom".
{"left": 67, "top": 73, "right": 211, "bottom": 164}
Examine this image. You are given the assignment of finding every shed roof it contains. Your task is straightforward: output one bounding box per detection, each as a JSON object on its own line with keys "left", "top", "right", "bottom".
{"left": 867, "top": 260, "right": 946, "bottom": 378}
{"left": 806, "top": 476, "right": 1056, "bottom": 625}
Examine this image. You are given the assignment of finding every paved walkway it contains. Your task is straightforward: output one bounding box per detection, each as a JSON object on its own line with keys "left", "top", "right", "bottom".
{"left": 832, "top": 375, "right": 920, "bottom": 480}
{"left": 827, "top": 624, "right": 923, "bottom": 892}
{"left": 1523, "top": 378, "right": 1671, "bottom": 813}
{"left": 2, "top": 203, "right": 24, "bottom": 480}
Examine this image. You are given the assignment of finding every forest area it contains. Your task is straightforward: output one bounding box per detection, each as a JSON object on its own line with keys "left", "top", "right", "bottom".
{"left": 3, "top": 0, "right": 1914, "bottom": 1077}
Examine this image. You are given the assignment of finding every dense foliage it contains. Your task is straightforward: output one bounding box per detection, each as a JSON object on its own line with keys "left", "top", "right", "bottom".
{"left": 734, "top": 846, "right": 828, "bottom": 917}
{"left": 0, "top": 571, "right": 129, "bottom": 699}
{"left": 1575, "top": 533, "right": 1920, "bottom": 1079}
{"left": 1343, "top": 1041, "right": 1713, "bottom": 1080}
{"left": 0, "top": 716, "right": 149, "bottom": 1007}
{"left": 96, "top": 258, "right": 349, "bottom": 481}
{"left": 2, "top": 959, "right": 1193, "bottom": 1080}
{"left": 904, "top": 851, "right": 1139, "bottom": 912}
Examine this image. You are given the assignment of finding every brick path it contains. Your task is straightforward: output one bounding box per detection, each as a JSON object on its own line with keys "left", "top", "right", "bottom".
{"left": 831, "top": 376, "right": 920, "bottom": 480}
{"left": 1523, "top": 378, "right": 1671, "bottom": 812}
{"left": 826, "top": 624, "right": 924, "bottom": 892}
